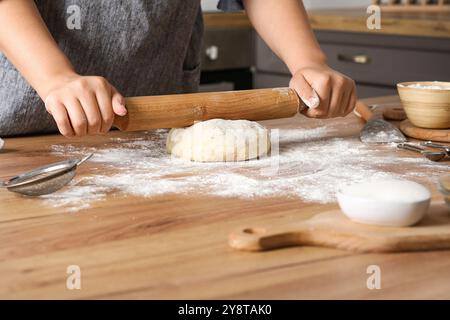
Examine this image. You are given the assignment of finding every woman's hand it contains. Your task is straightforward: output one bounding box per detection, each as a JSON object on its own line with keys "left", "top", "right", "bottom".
{"left": 44, "top": 74, "right": 127, "bottom": 137}
{"left": 0, "top": 1, "right": 126, "bottom": 137}
{"left": 289, "top": 64, "right": 357, "bottom": 119}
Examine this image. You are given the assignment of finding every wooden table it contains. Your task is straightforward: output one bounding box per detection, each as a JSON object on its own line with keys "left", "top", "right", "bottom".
{"left": 0, "top": 96, "right": 449, "bottom": 299}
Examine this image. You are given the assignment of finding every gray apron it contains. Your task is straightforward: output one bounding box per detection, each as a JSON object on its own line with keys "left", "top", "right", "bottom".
{"left": 0, "top": 0, "right": 242, "bottom": 136}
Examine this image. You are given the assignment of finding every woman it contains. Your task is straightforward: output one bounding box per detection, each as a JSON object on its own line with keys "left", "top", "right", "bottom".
{"left": 0, "top": 0, "right": 356, "bottom": 137}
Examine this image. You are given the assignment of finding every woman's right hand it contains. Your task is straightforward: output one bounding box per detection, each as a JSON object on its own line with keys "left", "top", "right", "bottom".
{"left": 44, "top": 74, "right": 127, "bottom": 137}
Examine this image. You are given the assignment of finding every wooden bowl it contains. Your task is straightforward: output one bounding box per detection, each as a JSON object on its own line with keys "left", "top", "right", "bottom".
{"left": 397, "top": 81, "right": 450, "bottom": 129}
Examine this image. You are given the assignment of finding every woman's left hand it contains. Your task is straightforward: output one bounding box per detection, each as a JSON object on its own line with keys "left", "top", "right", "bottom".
{"left": 289, "top": 64, "right": 357, "bottom": 119}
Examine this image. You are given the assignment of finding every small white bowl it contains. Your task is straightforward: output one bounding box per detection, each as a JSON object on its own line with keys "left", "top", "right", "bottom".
{"left": 337, "top": 179, "right": 431, "bottom": 227}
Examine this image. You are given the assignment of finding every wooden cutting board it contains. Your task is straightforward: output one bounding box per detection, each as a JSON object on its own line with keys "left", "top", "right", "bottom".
{"left": 229, "top": 203, "right": 450, "bottom": 253}
{"left": 383, "top": 106, "right": 407, "bottom": 121}
{"left": 400, "top": 120, "right": 450, "bottom": 143}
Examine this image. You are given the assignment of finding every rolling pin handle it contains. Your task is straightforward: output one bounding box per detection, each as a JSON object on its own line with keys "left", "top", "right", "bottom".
{"left": 288, "top": 88, "right": 308, "bottom": 114}
{"left": 354, "top": 101, "right": 375, "bottom": 122}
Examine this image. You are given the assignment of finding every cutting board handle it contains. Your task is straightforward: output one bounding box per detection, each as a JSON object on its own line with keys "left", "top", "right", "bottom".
{"left": 229, "top": 224, "right": 317, "bottom": 251}
{"left": 229, "top": 223, "right": 353, "bottom": 252}
{"left": 229, "top": 204, "right": 450, "bottom": 254}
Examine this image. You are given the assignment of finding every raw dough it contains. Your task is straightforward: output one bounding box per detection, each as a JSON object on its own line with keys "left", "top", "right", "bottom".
{"left": 0, "top": 138, "right": 4, "bottom": 151}
{"left": 167, "top": 119, "right": 271, "bottom": 162}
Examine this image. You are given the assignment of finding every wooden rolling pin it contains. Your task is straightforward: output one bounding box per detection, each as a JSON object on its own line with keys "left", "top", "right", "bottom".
{"left": 113, "top": 88, "right": 300, "bottom": 131}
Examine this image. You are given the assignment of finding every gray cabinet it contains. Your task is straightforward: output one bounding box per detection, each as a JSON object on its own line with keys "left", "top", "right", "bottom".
{"left": 254, "top": 31, "right": 450, "bottom": 98}
{"left": 201, "top": 28, "right": 254, "bottom": 72}
{"left": 200, "top": 28, "right": 254, "bottom": 92}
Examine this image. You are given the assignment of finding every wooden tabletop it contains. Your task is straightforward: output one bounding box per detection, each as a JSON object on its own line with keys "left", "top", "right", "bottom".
{"left": 0, "top": 95, "right": 449, "bottom": 299}
{"left": 204, "top": 10, "right": 450, "bottom": 39}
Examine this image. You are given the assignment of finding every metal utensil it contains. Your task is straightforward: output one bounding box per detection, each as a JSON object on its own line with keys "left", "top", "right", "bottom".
{"left": 438, "top": 175, "right": 450, "bottom": 208}
{"left": 397, "top": 143, "right": 446, "bottom": 162}
{"left": 0, "top": 154, "right": 93, "bottom": 196}
{"left": 421, "top": 141, "right": 450, "bottom": 156}
{"left": 440, "top": 175, "right": 450, "bottom": 194}
{"left": 354, "top": 102, "right": 407, "bottom": 144}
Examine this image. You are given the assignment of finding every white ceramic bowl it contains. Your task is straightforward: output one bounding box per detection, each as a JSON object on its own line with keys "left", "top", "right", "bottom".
{"left": 337, "top": 179, "right": 431, "bottom": 227}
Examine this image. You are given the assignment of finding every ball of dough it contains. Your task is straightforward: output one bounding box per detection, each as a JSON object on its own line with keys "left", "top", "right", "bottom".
{"left": 167, "top": 119, "right": 271, "bottom": 162}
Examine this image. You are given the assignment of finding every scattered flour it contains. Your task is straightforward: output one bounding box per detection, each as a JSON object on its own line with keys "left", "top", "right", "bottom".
{"left": 42, "top": 185, "right": 109, "bottom": 213}
{"left": 45, "top": 127, "right": 449, "bottom": 212}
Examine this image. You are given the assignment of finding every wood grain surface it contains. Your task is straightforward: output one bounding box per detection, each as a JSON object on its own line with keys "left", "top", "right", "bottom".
{"left": 1, "top": 96, "right": 450, "bottom": 299}
{"left": 204, "top": 11, "right": 450, "bottom": 39}
{"left": 114, "top": 88, "right": 299, "bottom": 131}
{"left": 310, "top": 9, "right": 450, "bottom": 39}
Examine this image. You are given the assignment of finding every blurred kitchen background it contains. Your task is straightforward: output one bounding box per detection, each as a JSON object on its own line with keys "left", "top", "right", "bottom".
{"left": 199, "top": 0, "right": 450, "bottom": 98}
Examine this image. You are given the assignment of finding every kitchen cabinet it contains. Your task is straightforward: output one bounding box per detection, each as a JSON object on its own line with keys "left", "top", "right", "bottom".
{"left": 200, "top": 14, "right": 254, "bottom": 92}
{"left": 202, "top": 11, "right": 450, "bottom": 97}
{"left": 254, "top": 31, "right": 450, "bottom": 98}
{"left": 251, "top": 9, "right": 450, "bottom": 98}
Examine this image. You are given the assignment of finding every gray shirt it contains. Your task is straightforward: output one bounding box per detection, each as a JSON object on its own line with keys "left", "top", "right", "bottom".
{"left": 0, "top": 0, "right": 243, "bottom": 136}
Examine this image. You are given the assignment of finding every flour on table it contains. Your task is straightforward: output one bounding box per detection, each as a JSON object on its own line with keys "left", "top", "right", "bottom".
{"left": 0, "top": 137, "right": 4, "bottom": 150}
{"left": 42, "top": 185, "right": 109, "bottom": 213}
{"left": 45, "top": 126, "right": 449, "bottom": 212}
